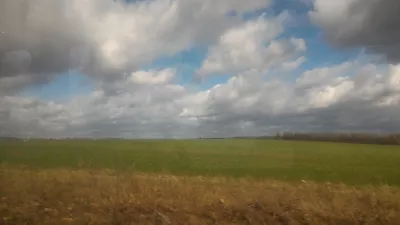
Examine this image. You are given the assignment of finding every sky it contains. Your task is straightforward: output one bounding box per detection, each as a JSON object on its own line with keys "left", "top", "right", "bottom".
{"left": 1, "top": 0, "right": 400, "bottom": 138}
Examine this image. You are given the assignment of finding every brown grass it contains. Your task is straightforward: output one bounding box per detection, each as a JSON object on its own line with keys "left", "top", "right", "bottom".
{"left": 1, "top": 166, "right": 400, "bottom": 225}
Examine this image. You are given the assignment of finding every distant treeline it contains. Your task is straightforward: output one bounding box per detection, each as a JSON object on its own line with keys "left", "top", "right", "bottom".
{"left": 2, "top": 134, "right": 400, "bottom": 145}
{"left": 273, "top": 132, "right": 400, "bottom": 145}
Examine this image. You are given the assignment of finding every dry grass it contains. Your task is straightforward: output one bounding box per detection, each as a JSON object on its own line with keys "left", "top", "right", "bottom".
{"left": 1, "top": 166, "right": 400, "bottom": 225}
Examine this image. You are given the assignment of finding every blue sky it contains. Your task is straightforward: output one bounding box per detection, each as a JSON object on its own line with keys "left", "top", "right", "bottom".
{"left": 20, "top": 71, "right": 94, "bottom": 101}
{"left": 21, "top": 0, "right": 360, "bottom": 101}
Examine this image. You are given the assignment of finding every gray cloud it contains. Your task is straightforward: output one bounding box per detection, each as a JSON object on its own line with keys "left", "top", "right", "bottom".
{"left": 310, "top": 0, "right": 400, "bottom": 63}
{"left": 0, "top": 0, "right": 93, "bottom": 94}
{"left": 0, "top": 0, "right": 270, "bottom": 94}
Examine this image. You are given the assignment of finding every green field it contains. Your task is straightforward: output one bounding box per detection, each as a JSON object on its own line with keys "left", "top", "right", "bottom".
{"left": 1, "top": 139, "right": 400, "bottom": 186}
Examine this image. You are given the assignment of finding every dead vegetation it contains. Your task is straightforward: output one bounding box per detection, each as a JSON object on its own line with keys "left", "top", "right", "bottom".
{"left": 1, "top": 166, "right": 400, "bottom": 225}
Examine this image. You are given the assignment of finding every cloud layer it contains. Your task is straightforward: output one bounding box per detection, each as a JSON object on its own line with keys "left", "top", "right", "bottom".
{"left": 0, "top": 0, "right": 269, "bottom": 92}
{"left": 2, "top": 62, "right": 400, "bottom": 138}
{"left": 1, "top": 0, "right": 400, "bottom": 138}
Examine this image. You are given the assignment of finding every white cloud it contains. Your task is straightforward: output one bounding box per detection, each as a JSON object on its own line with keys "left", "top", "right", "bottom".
{"left": 280, "top": 56, "right": 307, "bottom": 71}
{"left": 2, "top": 63, "right": 400, "bottom": 138}
{"left": 130, "top": 69, "right": 175, "bottom": 85}
{"left": 197, "top": 13, "right": 306, "bottom": 77}
{"left": 388, "top": 65, "right": 400, "bottom": 89}
{"left": 306, "top": 78, "right": 354, "bottom": 108}
{"left": 296, "top": 62, "right": 356, "bottom": 87}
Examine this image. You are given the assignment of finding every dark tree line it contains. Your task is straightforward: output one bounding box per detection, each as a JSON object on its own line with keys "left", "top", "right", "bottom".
{"left": 274, "top": 132, "right": 400, "bottom": 145}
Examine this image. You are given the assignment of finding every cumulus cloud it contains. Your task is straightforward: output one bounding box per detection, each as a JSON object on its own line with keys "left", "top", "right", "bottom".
{"left": 0, "top": 68, "right": 188, "bottom": 138}
{"left": 197, "top": 13, "right": 306, "bottom": 77}
{"left": 310, "top": 0, "right": 400, "bottom": 63}
{"left": 183, "top": 63, "right": 400, "bottom": 137}
{"left": 0, "top": 0, "right": 269, "bottom": 94}
{"left": 2, "top": 63, "right": 400, "bottom": 138}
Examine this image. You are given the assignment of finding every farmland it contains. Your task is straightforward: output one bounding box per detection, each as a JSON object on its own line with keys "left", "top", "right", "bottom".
{"left": 1, "top": 139, "right": 400, "bottom": 185}
{"left": 1, "top": 139, "right": 400, "bottom": 224}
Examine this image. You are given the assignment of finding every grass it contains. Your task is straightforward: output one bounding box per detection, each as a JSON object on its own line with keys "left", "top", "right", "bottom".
{"left": 1, "top": 166, "right": 399, "bottom": 225}
{"left": 1, "top": 139, "right": 400, "bottom": 186}
{"left": 1, "top": 139, "right": 400, "bottom": 224}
